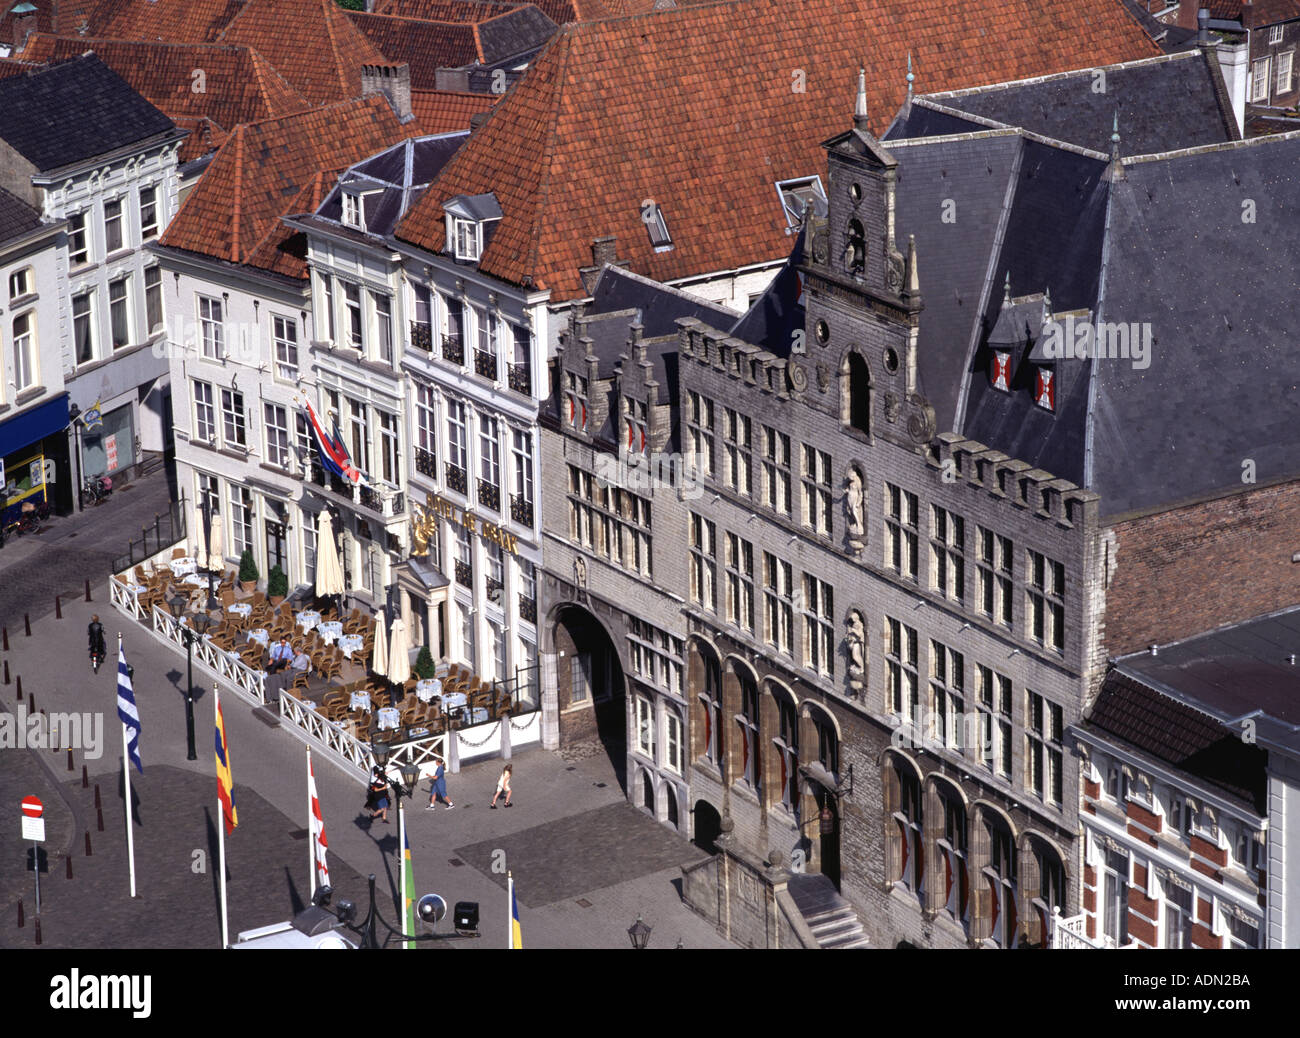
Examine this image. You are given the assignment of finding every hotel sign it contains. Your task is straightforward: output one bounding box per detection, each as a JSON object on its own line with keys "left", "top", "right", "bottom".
{"left": 416, "top": 491, "right": 520, "bottom": 556}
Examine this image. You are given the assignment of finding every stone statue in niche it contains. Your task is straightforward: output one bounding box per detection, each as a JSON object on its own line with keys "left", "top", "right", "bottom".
{"left": 845, "top": 469, "right": 865, "bottom": 548}
{"left": 845, "top": 610, "right": 866, "bottom": 694}
{"left": 573, "top": 555, "right": 587, "bottom": 588}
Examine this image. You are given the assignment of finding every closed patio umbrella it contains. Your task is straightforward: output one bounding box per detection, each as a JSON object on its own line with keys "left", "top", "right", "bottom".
{"left": 387, "top": 617, "right": 410, "bottom": 687}
{"left": 206, "top": 510, "right": 224, "bottom": 574}
{"left": 370, "top": 609, "right": 388, "bottom": 681}
{"left": 189, "top": 505, "right": 208, "bottom": 568}
{"left": 315, "top": 511, "right": 345, "bottom": 599}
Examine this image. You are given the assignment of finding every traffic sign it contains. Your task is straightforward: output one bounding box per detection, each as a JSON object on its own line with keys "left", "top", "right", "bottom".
{"left": 22, "top": 816, "right": 45, "bottom": 842}
{"left": 21, "top": 796, "right": 43, "bottom": 818}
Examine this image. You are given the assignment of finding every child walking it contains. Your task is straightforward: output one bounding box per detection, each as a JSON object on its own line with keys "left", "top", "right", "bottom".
{"left": 490, "top": 764, "right": 513, "bottom": 808}
{"left": 426, "top": 756, "right": 453, "bottom": 810}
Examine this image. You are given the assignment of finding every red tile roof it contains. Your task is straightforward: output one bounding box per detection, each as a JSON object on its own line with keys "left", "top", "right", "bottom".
{"left": 395, "top": 0, "right": 1161, "bottom": 300}
{"left": 411, "top": 88, "right": 499, "bottom": 133}
{"left": 158, "top": 94, "right": 420, "bottom": 277}
{"left": 376, "top": 0, "right": 609, "bottom": 25}
{"left": 215, "top": 0, "right": 390, "bottom": 105}
{"left": 18, "top": 35, "right": 310, "bottom": 137}
{"left": 373, "top": 0, "right": 530, "bottom": 19}
{"left": 347, "top": 12, "right": 485, "bottom": 88}
{"left": 0, "top": 58, "right": 43, "bottom": 79}
{"left": 172, "top": 115, "right": 228, "bottom": 164}
{"left": 79, "top": 0, "right": 245, "bottom": 42}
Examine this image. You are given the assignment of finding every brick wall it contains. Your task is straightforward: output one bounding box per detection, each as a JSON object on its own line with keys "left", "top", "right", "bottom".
{"left": 1103, "top": 480, "right": 1300, "bottom": 657}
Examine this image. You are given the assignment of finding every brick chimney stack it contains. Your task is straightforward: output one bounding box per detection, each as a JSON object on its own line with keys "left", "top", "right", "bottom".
{"left": 361, "top": 64, "right": 413, "bottom": 124}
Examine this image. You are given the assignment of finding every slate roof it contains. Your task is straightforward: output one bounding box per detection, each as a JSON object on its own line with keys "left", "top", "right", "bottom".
{"left": 348, "top": 7, "right": 554, "bottom": 88}
{"left": 410, "top": 88, "right": 498, "bottom": 134}
{"left": 1082, "top": 669, "right": 1267, "bottom": 812}
{"left": 393, "top": 0, "right": 1158, "bottom": 300}
{"left": 890, "top": 51, "right": 1238, "bottom": 155}
{"left": 215, "top": 0, "right": 390, "bottom": 106}
{"left": 157, "top": 95, "right": 421, "bottom": 278}
{"left": 0, "top": 52, "right": 176, "bottom": 171}
{"left": 727, "top": 223, "right": 804, "bottom": 356}
{"left": 18, "top": 35, "right": 310, "bottom": 145}
{"left": 0, "top": 183, "right": 46, "bottom": 246}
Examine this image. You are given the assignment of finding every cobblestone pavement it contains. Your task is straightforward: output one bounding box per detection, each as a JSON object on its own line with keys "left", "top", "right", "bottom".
{"left": 0, "top": 575, "right": 737, "bottom": 949}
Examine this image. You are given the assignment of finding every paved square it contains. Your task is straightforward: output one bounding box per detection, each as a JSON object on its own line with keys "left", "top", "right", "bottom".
{"left": 456, "top": 801, "right": 710, "bottom": 907}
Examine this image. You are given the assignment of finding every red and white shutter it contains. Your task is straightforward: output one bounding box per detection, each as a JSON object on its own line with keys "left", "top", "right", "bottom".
{"left": 1035, "top": 367, "right": 1055, "bottom": 411}
{"left": 991, "top": 351, "right": 1011, "bottom": 391}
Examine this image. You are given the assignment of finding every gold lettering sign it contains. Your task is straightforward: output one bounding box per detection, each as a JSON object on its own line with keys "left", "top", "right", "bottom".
{"left": 425, "top": 492, "right": 520, "bottom": 557}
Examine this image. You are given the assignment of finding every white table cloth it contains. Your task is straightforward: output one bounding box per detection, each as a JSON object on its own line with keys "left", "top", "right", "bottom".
{"left": 227, "top": 602, "right": 252, "bottom": 618}
{"left": 317, "top": 620, "right": 344, "bottom": 645}
{"left": 377, "top": 707, "right": 401, "bottom": 731}
{"left": 338, "top": 633, "right": 364, "bottom": 659}
{"left": 246, "top": 628, "right": 269, "bottom": 646}
{"left": 416, "top": 678, "right": 443, "bottom": 703}
{"left": 349, "top": 691, "right": 372, "bottom": 713}
{"left": 171, "top": 558, "right": 197, "bottom": 576}
{"left": 441, "top": 691, "right": 468, "bottom": 711}
{"left": 184, "top": 573, "right": 207, "bottom": 587}
{"left": 296, "top": 610, "right": 321, "bottom": 632}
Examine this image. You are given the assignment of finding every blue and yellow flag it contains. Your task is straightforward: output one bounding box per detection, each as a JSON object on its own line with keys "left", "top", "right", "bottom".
{"left": 403, "top": 826, "right": 416, "bottom": 950}
{"left": 215, "top": 689, "right": 238, "bottom": 834}
{"left": 509, "top": 872, "right": 522, "bottom": 949}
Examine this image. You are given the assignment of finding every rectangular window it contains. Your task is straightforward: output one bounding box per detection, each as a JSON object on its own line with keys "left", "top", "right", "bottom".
{"left": 193, "top": 380, "right": 215, "bottom": 442}
{"left": 564, "top": 371, "right": 588, "bottom": 431}
{"left": 445, "top": 296, "right": 465, "bottom": 361}
{"left": 665, "top": 712, "right": 682, "bottom": 774}
{"left": 342, "top": 193, "right": 362, "bottom": 228}
{"left": 109, "top": 275, "right": 130, "bottom": 349}
{"left": 12, "top": 312, "right": 35, "bottom": 390}
{"left": 930, "top": 505, "right": 965, "bottom": 603}
{"left": 624, "top": 396, "right": 648, "bottom": 456}
{"left": 886, "top": 617, "right": 919, "bottom": 724}
{"left": 454, "top": 218, "right": 480, "bottom": 261}
{"left": 479, "top": 413, "right": 500, "bottom": 509}
{"left": 73, "top": 290, "right": 94, "bottom": 364}
{"left": 104, "top": 198, "right": 124, "bottom": 254}
{"left": 1027, "top": 550, "right": 1065, "bottom": 652}
{"left": 512, "top": 429, "right": 534, "bottom": 520}
{"left": 264, "top": 403, "right": 290, "bottom": 468}
{"left": 321, "top": 275, "right": 336, "bottom": 343}
{"left": 68, "top": 211, "right": 90, "bottom": 265}
{"left": 412, "top": 283, "right": 433, "bottom": 350}
{"left": 762, "top": 425, "right": 791, "bottom": 516}
{"left": 1269, "top": 23, "right": 1284, "bottom": 45}
{"left": 636, "top": 696, "right": 655, "bottom": 757}
{"left": 221, "top": 387, "right": 246, "bottom": 447}
{"left": 374, "top": 292, "right": 393, "bottom": 363}
{"left": 1252, "top": 56, "right": 1271, "bottom": 102}
{"left": 1103, "top": 851, "right": 1129, "bottom": 946}
{"left": 347, "top": 397, "right": 369, "bottom": 474}
{"left": 977, "top": 528, "right": 1013, "bottom": 628}
{"left": 885, "top": 483, "right": 919, "bottom": 580}
{"left": 302, "top": 515, "right": 317, "bottom": 585}
{"left": 725, "top": 532, "right": 754, "bottom": 633}
{"left": 687, "top": 391, "right": 715, "bottom": 476}
{"left": 689, "top": 512, "right": 717, "bottom": 611}
{"left": 801, "top": 444, "right": 832, "bottom": 535}
{"left": 230, "top": 485, "right": 254, "bottom": 556}
{"left": 446, "top": 399, "right": 468, "bottom": 479}
{"left": 144, "top": 265, "right": 163, "bottom": 334}
{"left": 1026, "top": 690, "right": 1063, "bottom": 806}
{"left": 1277, "top": 48, "right": 1294, "bottom": 93}
{"left": 802, "top": 574, "right": 834, "bottom": 676}
{"left": 763, "top": 552, "right": 794, "bottom": 654}
{"left": 1163, "top": 882, "right": 1194, "bottom": 950}
{"left": 198, "top": 295, "right": 223, "bottom": 358}
{"left": 475, "top": 304, "right": 496, "bottom": 363}
{"left": 272, "top": 315, "right": 298, "bottom": 379}
{"left": 343, "top": 283, "right": 363, "bottom": 350}
{"left": 379, "top": 410, "right": 399, "bottom": 485}
{"left": 723, "top": 408, "right": 752, "bottom": 495}
{"left": 929, "top": 640, "right": 964, "bottom": 751}
{"left": 415, "top": 383, "right": 437, "bottom": 475}
{"left": 1225, "top": 912, "right": 1259, "bottom": 951}
{"left": 454, "top": 523, "right": 473, "bottom": 587}
{"left": 139, "top": 184, "right": 159, "bottom": 240}
{"left": 976, "top": 664, "right": 1012, "bottom": 778}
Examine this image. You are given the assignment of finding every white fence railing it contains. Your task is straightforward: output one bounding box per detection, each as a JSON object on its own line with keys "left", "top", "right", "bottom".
{"left": 280, "top": 691, "right": 377, "bottom": 775}
{"left": 1049, "top": 908, "right": 1139, "bottom": 949}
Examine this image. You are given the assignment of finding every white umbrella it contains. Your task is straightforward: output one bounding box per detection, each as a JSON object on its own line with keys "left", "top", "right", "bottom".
{"left": 207, "top": 510, "right": 224, "bottom": 574}
{"left": 386, "top": 617, "right": 410, "bottom": 685}
{"left": 189, "top": 505, "right": 209, "bottom": 568}
{"left": 370, "top": 609, "right": 388, "bottom": 680}
{"left": 315, "top": 511, "right": 345, "bottom": 597}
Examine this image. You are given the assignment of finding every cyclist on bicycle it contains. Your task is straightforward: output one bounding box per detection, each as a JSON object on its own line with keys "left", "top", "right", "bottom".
{"left": 88, "top": 615, "right": 107, "bottom": 674}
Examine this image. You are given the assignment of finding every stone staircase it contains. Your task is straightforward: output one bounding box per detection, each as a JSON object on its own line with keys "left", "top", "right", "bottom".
{"left": 786, "top": 873, "right": 871, "bottom": 949}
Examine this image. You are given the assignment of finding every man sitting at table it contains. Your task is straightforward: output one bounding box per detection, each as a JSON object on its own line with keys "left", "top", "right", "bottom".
{"left": 266, "top": 636, "right": 293, "bottom": 673}
{"left": 290, "top": 645, "right": 312, "bottom": 679}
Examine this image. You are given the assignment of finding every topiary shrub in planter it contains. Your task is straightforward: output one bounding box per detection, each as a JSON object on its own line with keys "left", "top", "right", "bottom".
{"left": 267, "top": 564, "right": 288, "bottom": 605}
{"left": 238, "top": 549, "right": 259, "bottom": 592}
{"left": 414, "top": 645, "right": 436, "bottom": 679}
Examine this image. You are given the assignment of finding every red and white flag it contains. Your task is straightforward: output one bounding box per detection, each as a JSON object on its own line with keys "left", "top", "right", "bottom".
{"left": 307, "top": 748, "right": 330, "bottom": 893}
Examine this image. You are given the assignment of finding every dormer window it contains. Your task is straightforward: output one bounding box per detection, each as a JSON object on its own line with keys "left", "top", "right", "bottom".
{"left": 776, "top": 176, "right": 826, "bottom": 229}
{"left": 444, "top": 193, "right": 503, "bottom": 265}
{"left": 342, "top": 192, "right": 363, "bottom": 230}
{"left": 1034, "top": 366, "right": 1055, "bottom": 411}
{"left": 991, "top": 350, "right": 1011, "bottom": 391}
{"left": 454, "top": 218, "right": 480, "bottom": 261}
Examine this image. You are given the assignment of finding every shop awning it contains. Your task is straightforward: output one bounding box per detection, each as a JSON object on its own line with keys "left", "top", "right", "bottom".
{"left": 0, "top": 393, "right": 69, "bottom": 457}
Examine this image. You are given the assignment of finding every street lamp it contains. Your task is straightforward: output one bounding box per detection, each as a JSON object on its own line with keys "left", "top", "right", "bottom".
{"left": 168, "top": 593, "right": 206, "bottom": 761}
{"left": 628, "top": 914, "right": 652, "bottom": 950}
{"left": 68, "top": 403, "right": 84, "bottom": 513}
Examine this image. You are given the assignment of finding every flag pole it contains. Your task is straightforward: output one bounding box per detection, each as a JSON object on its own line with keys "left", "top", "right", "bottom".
{"left": 307, "top": 747, "right": 316, "bottom": 900}
{"left": 119, "top": 634, "right": 137, "bottom": 899}
{"left": 398, "top": 789, "right": 408, "bottom": 950}
{"left": 507, "top": 871, "right": 512, "bottom": 950}
{"left": 216, "top": 685, "right": 230, "bottom": 949}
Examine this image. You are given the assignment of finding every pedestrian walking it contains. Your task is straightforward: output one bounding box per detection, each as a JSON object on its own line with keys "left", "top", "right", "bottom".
{"left": 426, "top": 756, "right": 453, "bottom": 810}
{"left": 490, "top": 763, "right": 513, "bottom": 808}
{"left": 366, "top": 766, "right": 390, "bottom": 824}
{"left": 87, "top": 615, "right": 107, "bottom": 674}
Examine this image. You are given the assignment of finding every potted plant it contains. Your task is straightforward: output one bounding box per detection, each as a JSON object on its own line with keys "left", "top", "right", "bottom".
{"left": 414, "top": 645, "right": 436, "bottom": 680}
{"left": 267, "top": 564, "right": 288, "bottom": 606}
{"left": 238, "top": 549, "right": 259, "bottom": 593}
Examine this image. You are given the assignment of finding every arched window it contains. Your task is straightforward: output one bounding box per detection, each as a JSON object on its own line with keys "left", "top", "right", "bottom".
{"left": 936, "top": 788, "right": 969, "bottom": 927}
{"left": 896, "top": 766, "right": 923, "bottom": 894}
{"left": 699, "top": 649, "right": 724, "bottom": 768}
{"left": 845, "top": 218, "right": 866, "bottom": 274}
{"left": 738, "top": 671, "right": 761, "bottom": 794}
{"left": 985, "top": 816, "right": 1018, "bottom": 947}
{"left": 810, "top": 709, "right": 838, "bottom": 778}
{"left": 1026, "top": 836, "right": 1066, "bottom": 948}
{"left": 773, "top": 691, "right": 799, "bottom": 810}
{"left": 845, "top": 352, "right": 870, "bottom": 434}
{"left": 641, "top": 770, "right": 655, "bottom": 814}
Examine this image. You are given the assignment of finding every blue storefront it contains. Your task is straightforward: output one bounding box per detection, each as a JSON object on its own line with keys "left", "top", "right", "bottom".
{"left": 1, "top": 393, "right": 72, "bottom": 527}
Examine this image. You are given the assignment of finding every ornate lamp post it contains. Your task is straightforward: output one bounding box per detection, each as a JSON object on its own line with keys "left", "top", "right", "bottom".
{"left": 627, "top": 914, "right": 652, "bottom": 950}
{"left": 168, "top": 593, "right": 207, "bottom": 761}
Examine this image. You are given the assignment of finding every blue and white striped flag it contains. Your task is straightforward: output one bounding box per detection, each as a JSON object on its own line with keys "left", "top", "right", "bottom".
{"left": 117, "top": 639, "right": 142, "bottom": 773}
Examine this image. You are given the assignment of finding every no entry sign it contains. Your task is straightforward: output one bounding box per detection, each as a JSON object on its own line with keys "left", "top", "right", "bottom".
{"left": 22, "top": 796, "right": 45, "bottom": 842}
{"left": 22, "top": 796, "right": 42, "bottom": 818}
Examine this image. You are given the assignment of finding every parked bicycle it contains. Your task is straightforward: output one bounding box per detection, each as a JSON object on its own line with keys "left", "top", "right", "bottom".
{"left": 0, "top": 498, "right": 49, "bottom": 546}
{"left": 80, "top": 475, "right": 113, "bottom": 507}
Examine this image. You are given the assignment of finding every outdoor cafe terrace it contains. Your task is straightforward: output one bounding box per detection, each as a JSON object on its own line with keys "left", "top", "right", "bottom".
{"left": 109, "top": 543, "right": 540, "bottom": 782}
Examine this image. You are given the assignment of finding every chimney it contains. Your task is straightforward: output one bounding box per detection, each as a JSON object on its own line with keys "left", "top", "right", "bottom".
{"left": 1198, "top": 7, "right": 1210, "bottom": 45}
{"left": 361, "top": 64, "right": 413, "bottom": 124}
{"left": 853, "top": 67, "right": 868, "bottom": 130}
{"left": 591, "top": 236, "right": 618, "bottom": 267}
